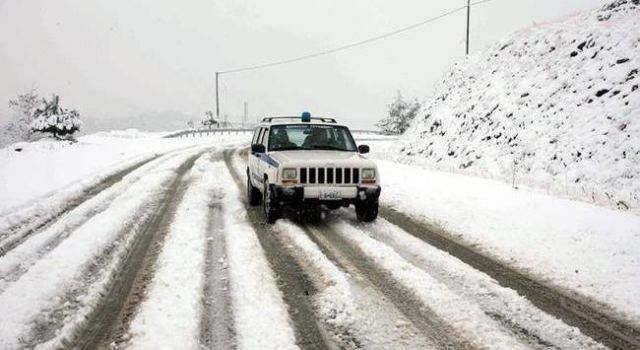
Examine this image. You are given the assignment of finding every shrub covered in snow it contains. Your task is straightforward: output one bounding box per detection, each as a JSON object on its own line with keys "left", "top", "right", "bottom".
{"left": 31, "top": 95, "right": 82, "bottom": 140}
{"left": 391, "top": 0, "right": 640, "bottom": 212}
{"left": 377, "top": 92, "right": 421, "bottom": 134}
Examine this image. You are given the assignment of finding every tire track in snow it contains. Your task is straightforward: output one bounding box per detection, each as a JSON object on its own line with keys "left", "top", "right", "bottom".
{"left": 123, "top": 154, "right": 234, "bottom": 349}
{"left": 333, "top": 212, "right": 606, "bottom": 350}
{"left": 379, "top": 206, "right": 640, "bottom": 350}
{"left": 0, "top": 144, "right": 205, "bottom": 256}
{"left": 69, "top": 152, "right": 203, "bottom": 350}
{"left": 199, "top": 195, "right": 235, "bottom": 348}
{"left": 0, "top": 151, "right": 184, "bottom": 293}
{"left": 223, "top": 149, "right": 331, "bottom": 350}
{"left": 0, "top": 147, "right": 208, "bottom": 350}
{"left": 275, "top": 220, "right": 438, "bottom": 350}
{"left": 302, "top": 223, "right": 480, "bottom": 350}
{"left": 0, "top": 155, "right": 159, "bottom": 257}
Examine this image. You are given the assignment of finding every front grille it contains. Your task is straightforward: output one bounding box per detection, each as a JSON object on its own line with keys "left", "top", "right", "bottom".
{"left": 300, "top": 168, "right": 307, "bottom": 183}
{"left": 298, "top": 167, "right": 360, "bottom": 185}
{"left": 309, "top": 168, "right": 317, "bottom": 184}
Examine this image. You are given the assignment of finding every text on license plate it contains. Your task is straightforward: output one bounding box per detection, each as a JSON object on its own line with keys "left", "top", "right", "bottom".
{"left": 319, "top": 190, "right": 341, "bottom": 200}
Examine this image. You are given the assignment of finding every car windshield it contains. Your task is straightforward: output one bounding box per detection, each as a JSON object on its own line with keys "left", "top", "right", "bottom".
{"left": 268, "top": 124, "right": 357, "bottom": 152}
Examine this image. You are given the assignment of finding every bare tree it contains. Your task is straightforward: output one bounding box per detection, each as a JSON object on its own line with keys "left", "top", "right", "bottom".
{"left": 9, "top": 89, "right": 41, "bottom": 118}
{"left": 1, "top": 89, "right": 42, "bottom": 146}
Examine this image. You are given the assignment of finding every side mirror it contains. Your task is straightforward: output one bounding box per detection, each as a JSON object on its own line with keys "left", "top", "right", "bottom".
{"left": 251, "top": 144, "right": 266, "bottom": 154}
{"left": 358, "top": 145, "right": 370, "bottom": 154}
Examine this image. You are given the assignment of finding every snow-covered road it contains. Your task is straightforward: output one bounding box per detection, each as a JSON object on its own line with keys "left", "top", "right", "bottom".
{"left": 0, "top": 142, "right": 638, "bottom": 349}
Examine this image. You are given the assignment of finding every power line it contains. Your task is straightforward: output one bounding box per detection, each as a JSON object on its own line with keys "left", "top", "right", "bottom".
{"left": 218, "top": 0, "right": 493, "bottom": 75}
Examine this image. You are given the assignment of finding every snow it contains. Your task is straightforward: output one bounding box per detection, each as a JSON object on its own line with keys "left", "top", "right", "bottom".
{"left": 391, "top": 1, "right": 640, "bottom": 213}
{"left": 328, "top": 220, "right": 527, "bottom": 349}
{"left": 274, "top": 221, "right": 357, "bottom": 340}
{"left": 0, "top": 150, "right": 183, "bottom": 293}
{"left": 0, "top": 117, "right": 637, "bottom": 347}
{"left": 0, "top": 131, "right": 247, "bottom": 214}
{"left": 276, "top": 220, "right": 439, "bottom": 349}
{"left": 219, "top": 163, "right": 299, "bottom": 350}
{"left": 126, "top": 154, "right": 219, "bottom": 349}
{"left": 0, "top": 148, "right": 204, "bottom": 349}
{"left": 371, "top": 156, "right": 640, "bottom": 326}
{"left": 353, "top": 216, "right": 604, "bottom": 349}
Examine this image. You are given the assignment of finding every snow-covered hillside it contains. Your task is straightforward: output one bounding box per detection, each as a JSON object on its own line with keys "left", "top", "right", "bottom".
{"left": 392, "top": 0, "right": 640, "bottom": 212}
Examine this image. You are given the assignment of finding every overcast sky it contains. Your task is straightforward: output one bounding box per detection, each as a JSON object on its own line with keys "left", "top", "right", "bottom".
{"left": 0, "top": 0, "right": 607, "bottom": 129}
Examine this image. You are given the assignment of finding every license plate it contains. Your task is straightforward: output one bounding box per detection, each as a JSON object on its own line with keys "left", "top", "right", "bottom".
{"left": 319, "top": 190, "right": 341, "bottom": 200}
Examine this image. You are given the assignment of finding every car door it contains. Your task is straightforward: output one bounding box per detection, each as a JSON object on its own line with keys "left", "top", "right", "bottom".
{"left": 257, "top": 127, "right": 270, "bottom": 185}
{"left": 249, "top": 127, "right": 263, "bottom": 187}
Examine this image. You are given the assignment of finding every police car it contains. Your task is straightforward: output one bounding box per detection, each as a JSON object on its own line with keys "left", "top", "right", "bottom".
{"left": 247, "top": 112, "right": 381, "bottom": 223}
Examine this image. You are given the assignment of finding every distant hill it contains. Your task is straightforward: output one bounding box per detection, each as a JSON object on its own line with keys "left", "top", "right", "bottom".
{"left": 391, "top": 0, "right": 639, "bottom": 212}
{"left": 81, "top": 110, "right": 199, "bottom": 134}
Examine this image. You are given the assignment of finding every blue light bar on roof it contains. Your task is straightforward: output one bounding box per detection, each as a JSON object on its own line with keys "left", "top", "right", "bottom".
{"left": 301, "top": 111, "right": 311, "bottom": 122}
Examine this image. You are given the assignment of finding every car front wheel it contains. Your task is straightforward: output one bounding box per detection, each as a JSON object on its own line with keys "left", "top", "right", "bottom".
{"left": 356, "top": 199, "right": 378, "bottom": 222}
{"left": 247, "top": 173, "right": 261, "bottom": 206}
{"left": 263, "top": 182, "right": 281, "bottom": 223}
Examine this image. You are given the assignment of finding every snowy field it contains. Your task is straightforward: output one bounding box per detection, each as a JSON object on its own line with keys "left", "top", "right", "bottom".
{"left": 0, "top": 131, "right": 638, "bottom": 349}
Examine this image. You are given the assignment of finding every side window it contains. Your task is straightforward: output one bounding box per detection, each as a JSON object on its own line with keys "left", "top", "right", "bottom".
{"left": 256, "top": 128, "right": 265, "bottom": 146}
{"left": 251, "top": 128, "right": 260, "bottom": 145}
{"left": 260, "top": 128, "right": 269, "bottom": 147}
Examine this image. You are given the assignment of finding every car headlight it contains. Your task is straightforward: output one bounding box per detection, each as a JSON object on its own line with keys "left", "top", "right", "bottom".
{"left": 361, "top": 168, "right": 376, "bottom": 180}
{"left": 282, "top": 168, "right": 297, "bottom": 180}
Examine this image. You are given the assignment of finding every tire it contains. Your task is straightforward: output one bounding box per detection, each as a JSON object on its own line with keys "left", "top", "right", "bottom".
{"left": 356, "top": 199, "right": 378, "bottom": 222}
{"left": 263, "top": 181, "right": 281, "bottom": 223}
{"left": 306, "top": 206, "right": 322, "bottom": 223}
{"left": 247, "top": 172, "right": 261, "bottom": 206}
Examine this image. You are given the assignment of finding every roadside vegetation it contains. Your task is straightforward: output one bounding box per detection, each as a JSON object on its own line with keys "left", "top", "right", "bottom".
{"left": 1, "top": 90, "right": 82, "bottom": 146}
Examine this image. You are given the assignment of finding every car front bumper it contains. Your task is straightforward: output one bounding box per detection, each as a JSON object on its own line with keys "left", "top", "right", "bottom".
{"left": 273, "top": 184, "right": 381, "bottom": 206}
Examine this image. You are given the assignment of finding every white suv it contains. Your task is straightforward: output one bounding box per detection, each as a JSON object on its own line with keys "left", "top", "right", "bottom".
{"left": 247, "top": 113, "right": 381, "bottom": 223}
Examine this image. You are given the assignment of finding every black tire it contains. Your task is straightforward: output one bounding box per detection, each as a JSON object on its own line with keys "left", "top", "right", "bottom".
{"left": 247, "top": 172, "right": 261, "bottom": 206}
{"left": 305, "top": 206, "right": 322, "bottom": 223}
{"left": 263, "top": 181, "right": 281, "bottom": 223}
{"left": 356, "top": 199, "right": 379, "bottom": 222}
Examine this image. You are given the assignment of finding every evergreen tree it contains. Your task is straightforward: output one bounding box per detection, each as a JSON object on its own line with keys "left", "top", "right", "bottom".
{"left": 30, "top": 94, "right": 82, "bottom": 140}
{"left": 377, "top": 92, "right": 421, "bottom": 134}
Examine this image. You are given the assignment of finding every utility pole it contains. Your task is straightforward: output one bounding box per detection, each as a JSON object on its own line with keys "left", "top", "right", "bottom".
{"left": 466, "top": 0, "right": 471, "bottom": 55}
{"left": 215, "top": 72, "right": 220, "bottom": 119}
{"left": 243, "top": 101, "right": 248, "bottom": 128}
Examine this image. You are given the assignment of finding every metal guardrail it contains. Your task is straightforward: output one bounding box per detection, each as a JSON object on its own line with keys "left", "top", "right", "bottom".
{"left": 164, "top": 128, "right": 254, "bottom": 138}
{"left": 164, "top": 128, "right": 387, "bottom": 138}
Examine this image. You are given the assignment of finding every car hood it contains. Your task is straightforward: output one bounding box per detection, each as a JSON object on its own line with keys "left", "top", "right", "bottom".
{"left": 269, "top": 150, "right": 376, "bottom": 168}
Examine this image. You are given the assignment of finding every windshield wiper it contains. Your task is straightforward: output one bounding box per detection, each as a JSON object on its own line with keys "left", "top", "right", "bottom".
{"left": 271, "top": 146, "right": 304, "bottom": 151}
{"left": 310, "top": 145, "right": 349, "bottom": 151}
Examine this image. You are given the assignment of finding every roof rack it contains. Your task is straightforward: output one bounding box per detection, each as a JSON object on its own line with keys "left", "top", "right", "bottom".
{"left": 261, "top": 116, "right": 337, "bottom": 123}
